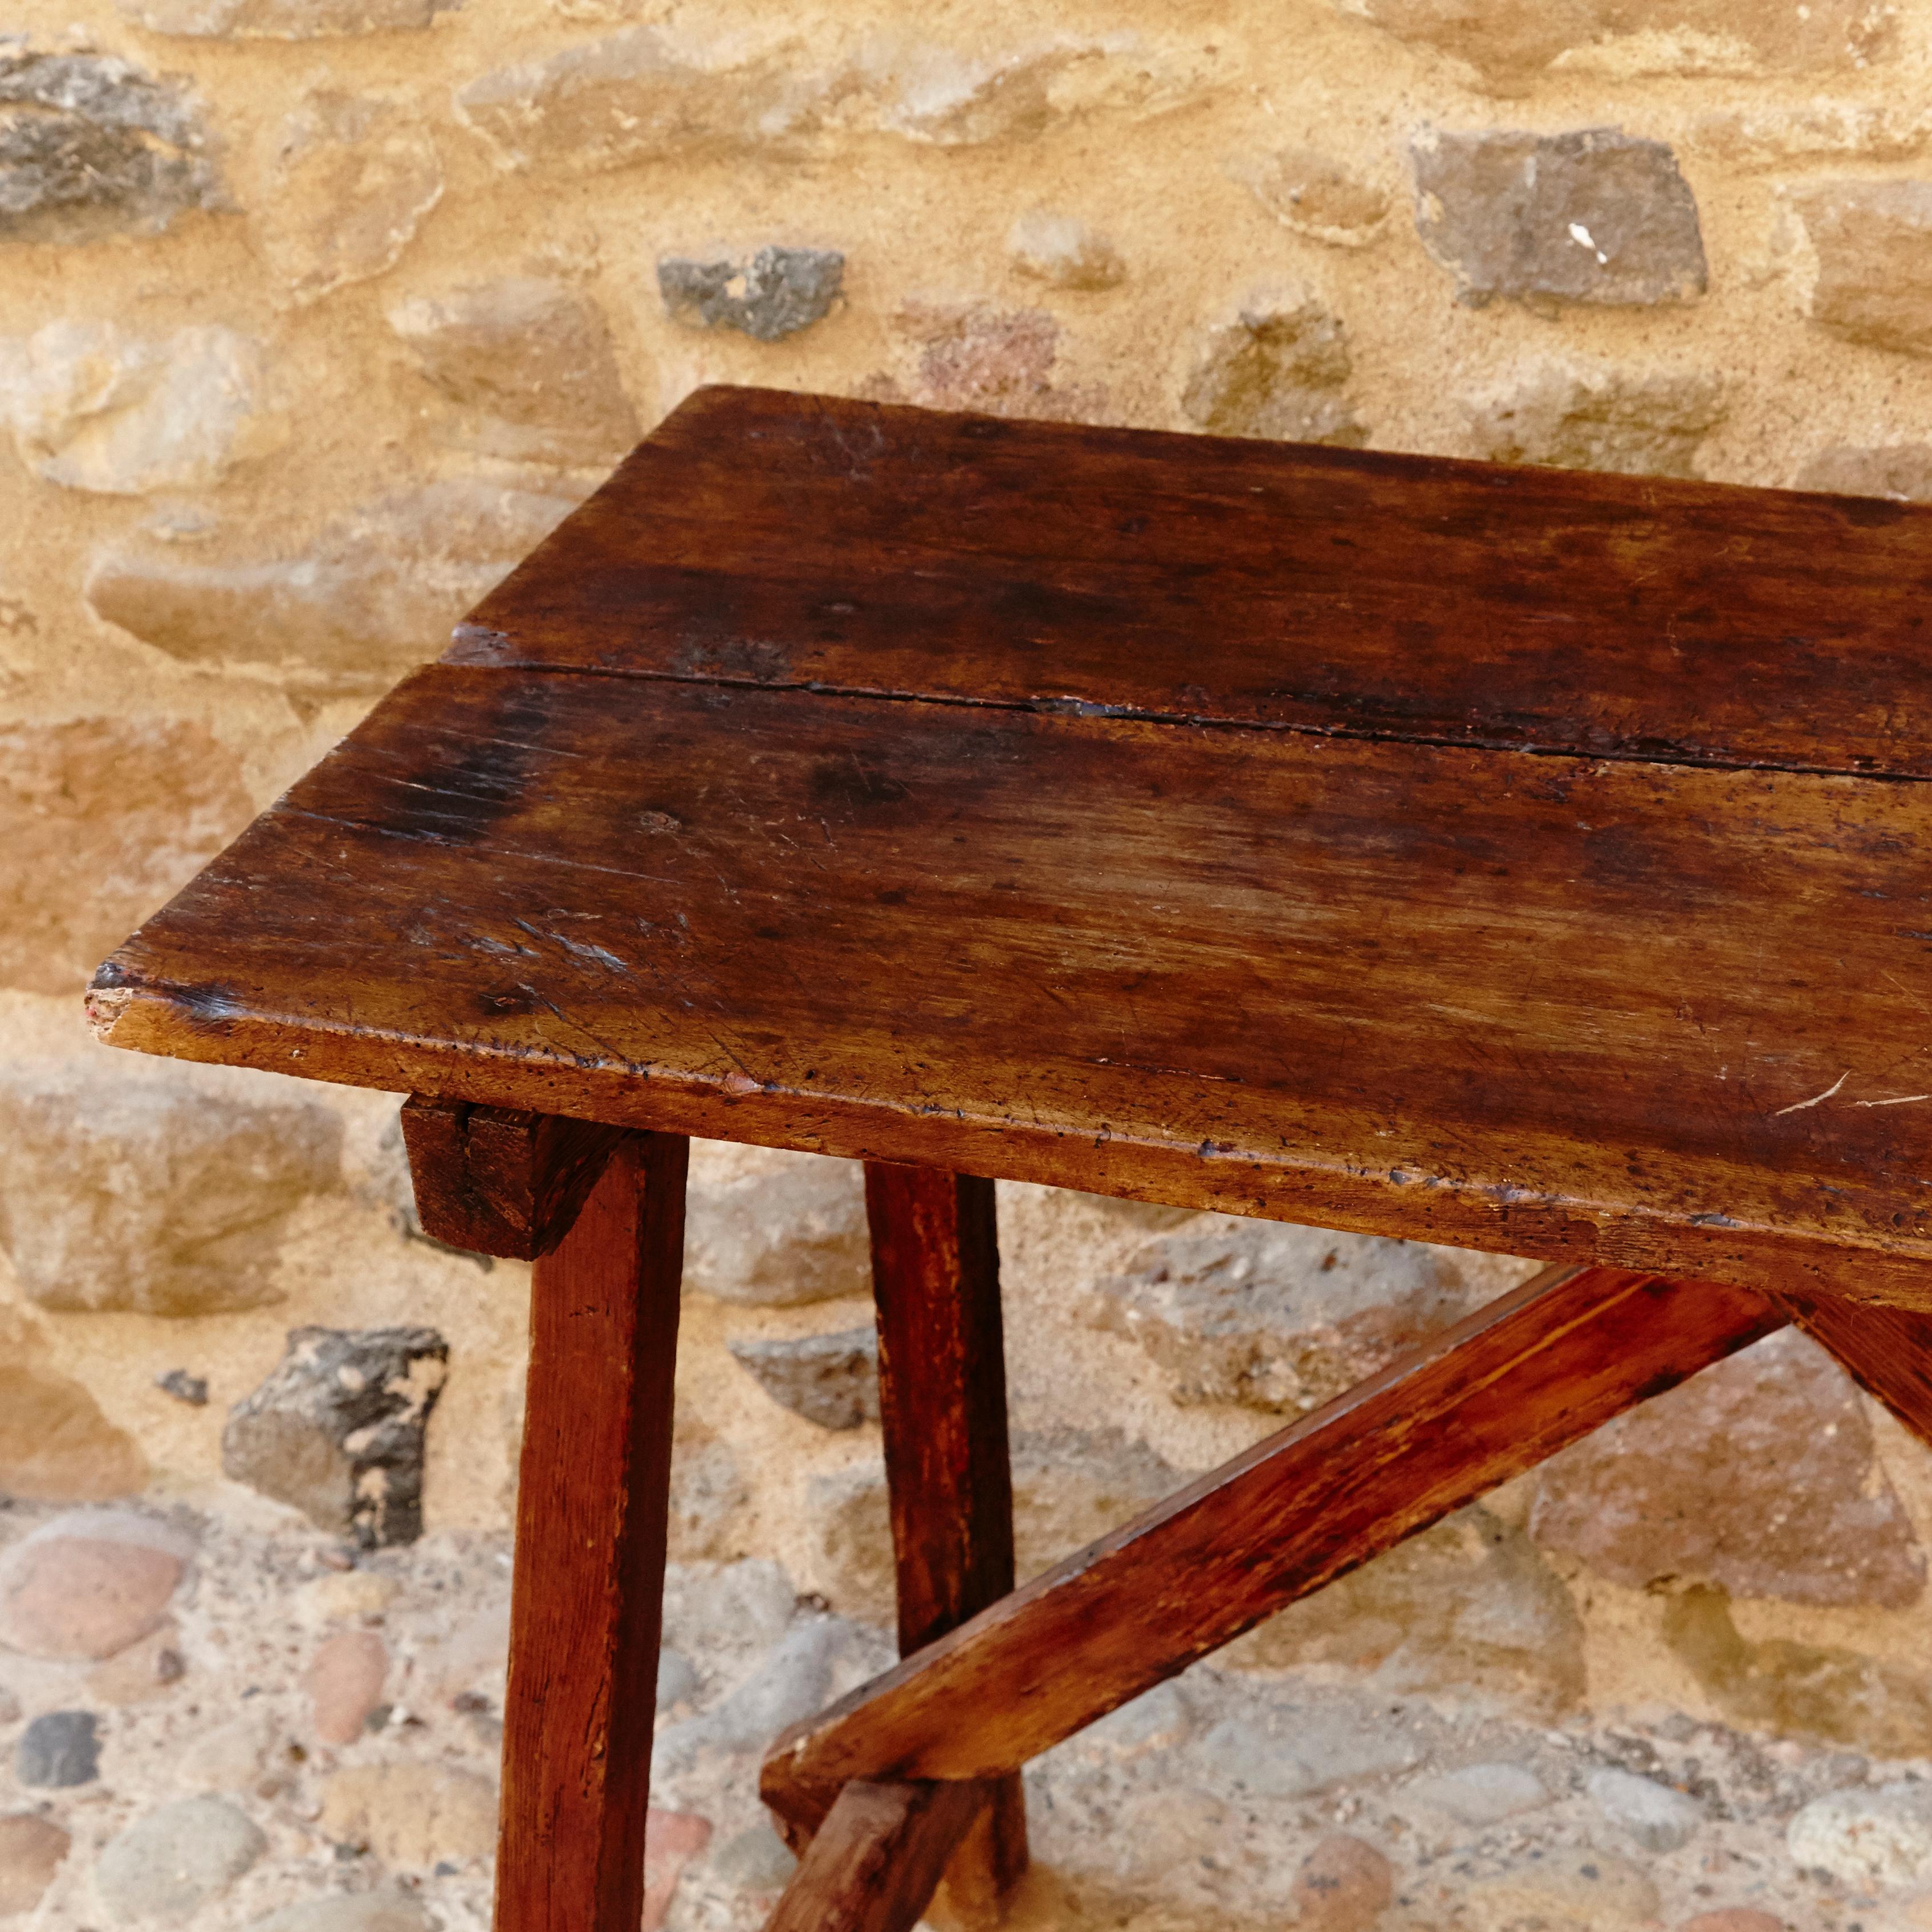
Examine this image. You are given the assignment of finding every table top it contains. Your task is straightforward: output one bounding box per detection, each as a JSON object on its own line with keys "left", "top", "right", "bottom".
{"left": 90, "top": 386, "right": 1932, "bottom": 1305}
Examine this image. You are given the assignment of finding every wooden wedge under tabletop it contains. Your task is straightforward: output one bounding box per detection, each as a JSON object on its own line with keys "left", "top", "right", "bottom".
{"left": 762, "top": 1262, "right": 1785, "bottom": 1839}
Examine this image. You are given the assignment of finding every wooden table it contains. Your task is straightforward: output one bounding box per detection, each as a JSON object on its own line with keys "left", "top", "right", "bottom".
{"left": 90, "top": 385, "right": 1932, "bottom": 1931}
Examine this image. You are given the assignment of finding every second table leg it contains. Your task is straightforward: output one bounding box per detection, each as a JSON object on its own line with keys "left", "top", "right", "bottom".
{"left": 864, "top": 1160, "right": 1028, "bottom": 1913}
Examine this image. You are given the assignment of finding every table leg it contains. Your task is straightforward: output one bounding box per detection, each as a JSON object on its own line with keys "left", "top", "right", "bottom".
{"left": 494, "top": 1132, "right": 689, "bottom": 1932}
{"left": 863, "top": 1161, "right": 1028, "bottom": 1915}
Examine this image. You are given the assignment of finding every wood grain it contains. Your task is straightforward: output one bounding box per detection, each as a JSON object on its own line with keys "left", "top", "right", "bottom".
{"left": 399, "top": 1093, "right": 629, "bottom": 1259}
{"left": 496, "top": 1132, "right": 688, "bottom": 1932}
{"left": 763, "top": 1780, "right": 990, "bottom": 1932}
{"left": 1781, "top": 1293, "right": 1932, "bottom": 1453}
{"left": 90, "top": 661, "right": 1932, "bottom": 1305}
{"left": 760, "top": 1264, "right": 1783, "bottom": 1831}
{"left": 459, "top": 385, "right": 1932, "bottom": 782}
{"left": 863, "top": 1163, "right": 1026, "bottom": 1907}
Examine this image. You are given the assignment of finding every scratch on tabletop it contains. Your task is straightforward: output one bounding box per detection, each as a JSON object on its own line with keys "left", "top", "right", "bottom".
{"left": 1774, "top": 1070, "right": 1849, "bottom": 1116}
{"left": 1855, "top": 1094, "right": 1932, "bottom": 1108}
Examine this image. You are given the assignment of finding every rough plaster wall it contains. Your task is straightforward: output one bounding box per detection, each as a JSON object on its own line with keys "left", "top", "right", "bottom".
{"left": 10, "top": 0, "right": 1932, "bottom": 1922}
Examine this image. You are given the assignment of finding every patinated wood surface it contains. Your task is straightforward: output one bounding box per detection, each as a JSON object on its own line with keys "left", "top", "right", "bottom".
{"left": 762, "top": 1780, "right": 990, "bottom": 1932}
{"left": 90, "top": 653, "right": 1932, "bottom": 1303}
{"left": 399, "top": 1093, "right": 628, "bottom": 1259}
{"left": 864, "top": 1163, "right": 1027, "bottom": 1906}
{"left": 460, "top": 386, "right": 1932, "bottom": 782}
{"left": 496, "top": 1132, "right": 688, "bottom": 1931}
{"left": 760, "top": 1264, "right": 1783, "bottom": 1832}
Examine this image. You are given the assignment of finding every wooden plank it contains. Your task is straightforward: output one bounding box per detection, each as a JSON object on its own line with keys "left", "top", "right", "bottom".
{"left": 495, "top": 1132, "right": 688, "bottom": 1932}
{"left": 760, "top": 1264, "right": 1783, "bottom": 1832}
{"left": 1781, "top": 1294, "right": 1932, "bottom": 1453}
{"left": 763, "top": 1780, "right": 990, "bottom": 1932}
{"left": 398, "top": 1093, "right": 629, "bottom": 1259}
{"left": 864, "top": 1162, "right": 1027, "bottom": 1908}
{"left": 90, "top": 668, "right": 1932, "bottom": 1306}
{"left": 458, "top": 385, "right": 1932, "bottom": 780}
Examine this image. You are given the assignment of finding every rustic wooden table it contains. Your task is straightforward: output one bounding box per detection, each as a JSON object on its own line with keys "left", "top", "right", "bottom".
{"left": 90, "top": 385, "right": 1932, "bottom": 1932}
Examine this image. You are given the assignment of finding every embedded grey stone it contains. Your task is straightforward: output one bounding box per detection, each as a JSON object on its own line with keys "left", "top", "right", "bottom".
{"left": 656, "top": 1648, "right": 699, "bottom": 1712}
{"left": 156, "top": 1370, "right": 209, "bottom": 1406}
{"left": 95, "top": 1796, "right": 266, "bottom": 1920}
{"left": 1586, "top": 1766, "right": 1703, "bottom": 1852}
{"left": 1084, "top": 1218, "right": 1506, "bottom": 1414}
{"left": 683, "top": 1144, "right": 870, "bottom": 1307}
{"left": 245, "top": 1895, "right": 434, "bottom": 1932}
{"left": 222, "top": 1327, "right": 448, "bottom": 1547}
{"left": 658, "top": 247, "right": 844, "bottom": 341}
{"left": 15, "top": 1709, "right": 99, "bottom": 1787}
{"left": 0, "top": 1065, "right": 342, "bottom": 1316}
{"left": 0, "top": 51, "right": 222, "bottom": 243}
{"left": 1180, "top": 299, "right": 1365, "bottom": 447}
{"left": 1402, "top": 1761, "right": 1549, "bottom": 1825}
{"left": 1199, "top": 1705, "right": 1421, "bottom": 1800}
{"left": 1413, "top": 127, "right": 1707, "bottom": 308}
{"left": 709, "top": 1819, "right": 798, "bottom": 1892}
{"left": 727, "top": 1327, "right": 879, "bottom": 1430}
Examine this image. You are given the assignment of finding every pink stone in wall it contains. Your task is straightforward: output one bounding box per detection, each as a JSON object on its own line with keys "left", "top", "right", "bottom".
{"left": 0, "top": 1509, "right": 193, "bottom": 1661}
{"left": 1292, "top": 1835, "right": 1393, "bottom": 1932}
{"left": 306, "top": 1628, "right": 391, "bottom": 1744}
{"left": 641, "top": 1809, "right": 712, "bottom": 1932}
{"left": 1677, "top": 1913, "right": 1785, "bottom": 1932}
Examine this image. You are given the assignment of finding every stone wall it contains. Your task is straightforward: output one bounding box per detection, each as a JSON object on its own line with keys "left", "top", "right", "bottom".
{"left": 7, "top": 0, "right": 1932, "bottom": 1926}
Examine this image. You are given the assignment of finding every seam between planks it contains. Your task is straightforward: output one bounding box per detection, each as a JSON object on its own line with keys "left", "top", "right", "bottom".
{"left": 434, "top": 640, "right": 1929, "bottom": 787}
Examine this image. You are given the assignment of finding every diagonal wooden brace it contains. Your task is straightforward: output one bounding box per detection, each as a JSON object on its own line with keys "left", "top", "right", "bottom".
{"left": 762, "top": 1263, "right": 1784, "bottom": 1836}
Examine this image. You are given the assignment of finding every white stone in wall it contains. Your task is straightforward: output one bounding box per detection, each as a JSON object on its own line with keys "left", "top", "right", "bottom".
{"left": 388, "top": 278, "right": 639, "bottom": 463}
{"left": 683, "top": 1142, "right": 871, "bottom": 1306}
{"left": 1787, "top": 1780, "right": 1932, "bottom": 1886}
{"left": 253, "top": 91, "right": 444, "bottom": 306}
{"left": 1796, "top": 443, "right": 1932, "bottom": 500}
{"left": 87, "top": 477, "right": 583, "bottom": 692}
{"left": 0, "top": 715, "right": 254, "bottom": 995}
{"left": 1180, "top": 299, "right": 1366, "bottom": 447}
{"left": 1343, "top": 0, "right": 1896, "bottom": 93}
{"left": 453, "top": 27, "right": 830, "bottom": 175}
{"left": 1007, "top": 209, "right": 1125, "bottom": 290}
{"left": 0, "top": 1062, "right": 342, "bottom": 1317}
{"left": 1793, "top": 178, "right": 1932, "bottom": 359}
{"left": 1236, "top": 147, "right": 1391, "bottom": 249}
{"left": 120, "top": 0, "right": 450, "bottom": 35}
{"left": 0, "top": 322, "right": 276, "bottom": 495}
{"left": 1466, "top": 361, "right": 1725, "bottom": 478}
